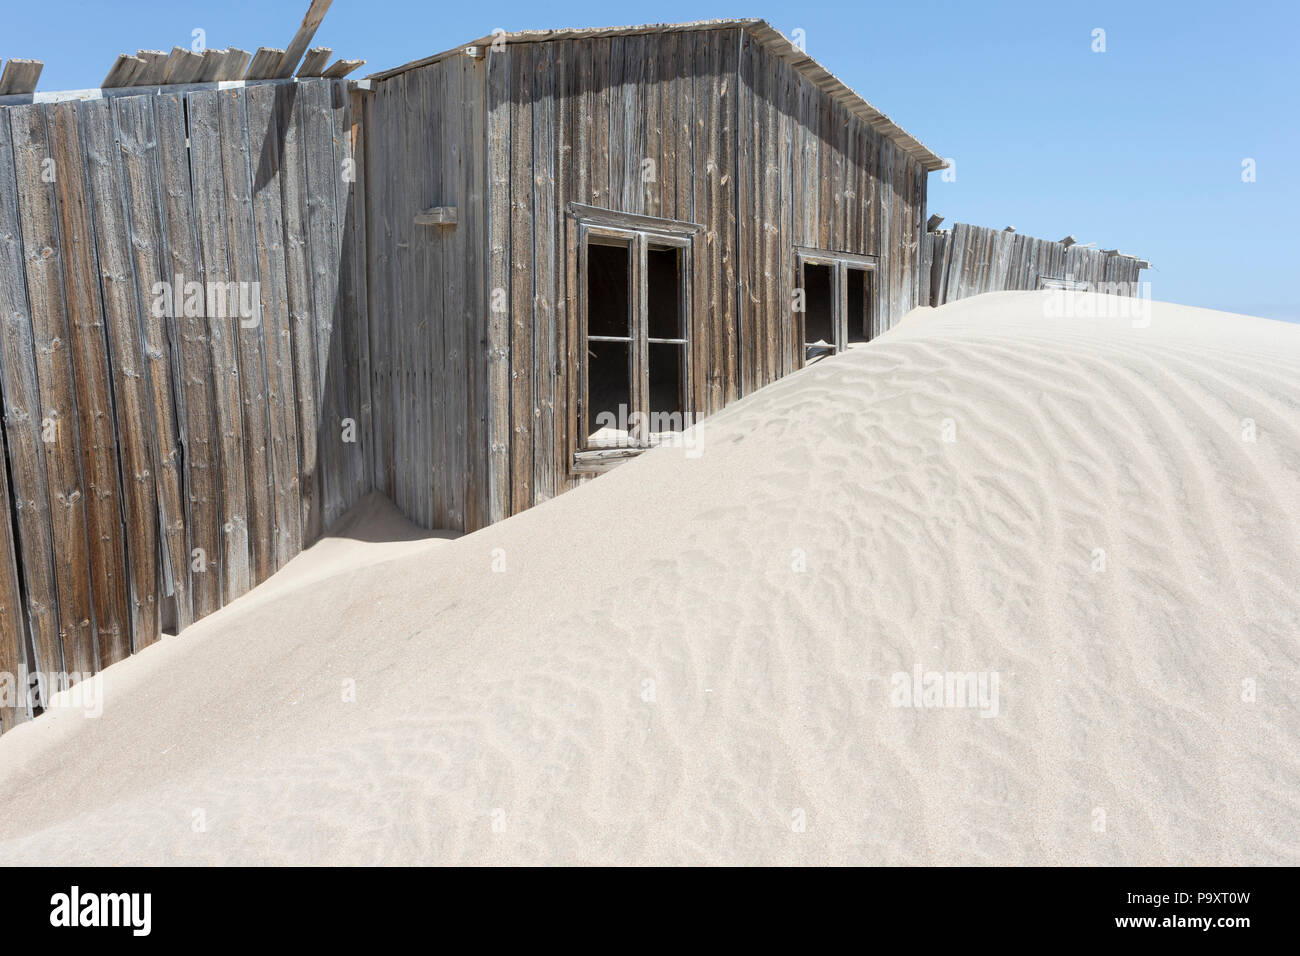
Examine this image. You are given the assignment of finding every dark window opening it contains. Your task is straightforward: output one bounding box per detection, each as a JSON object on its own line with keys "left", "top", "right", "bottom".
{"left": 587, "top": 242, "right": 631, "bottom": 338}
{"left": 647, "top": 246, "right": 682, "bottom": 340}
{"left": 846, "top": 266, "right": 871, "bottom": 344}
{"left": 586, "top": 240, "right": 632, "bottom": 444}
{"left": 648, "top": 343, "right": 686, "bottom": 433}
{"left": 587, "top": 340, "right": 630, "bottom": 443}
{"left": 574, "top": 210, "right": 697, "bottom": 468}
{"left": 803, "top": 263, "right": 835, "bottom": 353}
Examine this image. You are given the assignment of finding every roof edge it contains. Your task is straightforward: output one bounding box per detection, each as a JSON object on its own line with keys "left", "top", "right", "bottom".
{"left": 366, "top": 18, "right": 946, "bottom": 171}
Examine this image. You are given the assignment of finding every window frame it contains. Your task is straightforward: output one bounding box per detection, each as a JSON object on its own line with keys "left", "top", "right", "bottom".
{"left": 794, "top": 247, "right": 879, "bottom": 361}
{"left": 569, "top": 203, "right": 700, "bottom": 474}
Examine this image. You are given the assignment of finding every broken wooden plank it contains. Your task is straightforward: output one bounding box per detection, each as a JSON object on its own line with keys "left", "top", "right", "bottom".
{"left": 102, "top": 54, "right": 146, "bottom": 89}
{"left": 215, "top": 48, "right": 252, "bottom": 82}
{"left": 0, "top": 59, "right": 44, "bottom": 95}
{"left": 321, "top": 58, "right": 365, "bottom": 79}
{"left": 161, "top": 46, "right": 205, "bottom": 85}
{"left": 296, "top": 47, "right": 332, "bottom": 77}
{"left": 244, "top": 48, "right": 285, "bottom": 81}
{"left": 194, "top": 49, "right": 230, "bottom": 83}
{"left": 275, "top": 0, "right": 335, "bottom": 78}
{"left": 131, "top": 50, "right": 169, "bottom": 86}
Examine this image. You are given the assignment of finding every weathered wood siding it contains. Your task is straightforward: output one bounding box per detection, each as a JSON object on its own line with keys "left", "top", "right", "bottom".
{"left": 0, "top": 78, "right": 368, "bottom": 728}
{"left": 480, "top": 28, "right": 929, "bottom": 522}
{"left": 736, "top": 34, "right": 928, "bottom": 393}
{"left": 926, "top": 223, "right": 1146, "bottom": 306}
{"left": 364, "top": 54, "right": 489, "bottom": 532}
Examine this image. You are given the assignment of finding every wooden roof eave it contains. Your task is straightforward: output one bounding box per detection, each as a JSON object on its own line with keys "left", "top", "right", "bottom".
{"left": 365, "top": 17, "right": 947, "bottom": 172}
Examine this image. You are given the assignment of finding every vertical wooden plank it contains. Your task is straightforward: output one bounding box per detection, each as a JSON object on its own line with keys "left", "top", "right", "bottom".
{"left": 154, "top": 93, "right": 221, "bottom": 623}
{"left": 363, "top": 82, "right": 393, "bottom": 505}
{"left": 346, "top": 86, "right": 373, "bottom": 514}
{"left": 51, "top": 100, "right": 133, "bottom": 666}
{"left": 0, "top": 110, "right": 63, "bottom": 698}
{"left": 426, "top": 65, "right": 446, "bottom": 530}
{"left": 550, "top": 45, "right": 570, "bottom": 503}
{"left": 186, "top": 89, "right": 250, "bottom": 604}
{"left": 462, "top": 57, "right": 488, "bottom": 530}
{"left": 760, "top": 53, "right": 780, "bottom": 386}
{"left": 113, "top": 95, "right": 190, "bottom": 630}
{"left": 509, "top": 48, "right": 534, "bottom": 516}
{"left": 697, "top": 31, "right": 718, "bottom": 406}
{"left": 81, "top": 97, "right": 162, "bottom": 650}
{"left": 486, "top": 50, "right": 512, "bottom": 526}
{"left": 278, "top": 84, "right": 322, "bottom": 545}
{"left": 9, "top": 104, "right": 96, "bottom": 673}
{"left": 0, "top": 414, "right": 29, "bottom": 730}
{"left": 532, "top": 43, "right": 557, "bottom": 506}
{"left": 325, "top": 79, "right": 363, "bottom": 522}
{"left": 245, "top": 82, "right": 302, "bottom": 568}
{"left": 607, "top": 35, "right": 626, "bottom": 214}
{"left": 300, "top": 79, "right": 344, "bottom": 531}
{"left": 589, "top": 38, "right": 610, "bottom": 209}
{"left": 215, "top": 88, "right": 273, "bottom": 585}
{"left": 716, "top": 30, "right": 737, "bottom": 407}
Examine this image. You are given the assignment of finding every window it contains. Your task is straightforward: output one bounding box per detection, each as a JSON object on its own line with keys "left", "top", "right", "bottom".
{"left": 570, "top": 203, "right": 699, "bottom": 473}
{"left": 795, "top": 249, "right": 878, "bottom": 361}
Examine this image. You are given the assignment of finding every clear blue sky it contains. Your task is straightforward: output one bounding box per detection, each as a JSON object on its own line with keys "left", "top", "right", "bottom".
{"left": 6, "top": 0, "right": 1297, "bottom": 320}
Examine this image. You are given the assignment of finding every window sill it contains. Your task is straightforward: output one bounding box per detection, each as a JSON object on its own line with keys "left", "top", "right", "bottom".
{"left": 572, "top": 446, "right": 646, "bottom": 475}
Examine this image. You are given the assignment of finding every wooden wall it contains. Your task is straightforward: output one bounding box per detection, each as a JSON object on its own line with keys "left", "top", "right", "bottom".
{"left": 365, "top": 54, "right": 489, "bottom": 533}
{"left": 736, "top": 34, "right": 928, "bottom": 394}
{"left": 0, "top": 78, "right": 369, "bottom": 730}
{"left": 926, "top": 222, "right": 1146, "bottom": 305}
{"left": 472, "top": 27, "right": 930, "bottom": 526}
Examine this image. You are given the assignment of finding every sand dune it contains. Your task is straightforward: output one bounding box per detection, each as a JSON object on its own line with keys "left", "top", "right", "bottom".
{"left": 0, "top": 291, "right": 1296, "bottom": 865}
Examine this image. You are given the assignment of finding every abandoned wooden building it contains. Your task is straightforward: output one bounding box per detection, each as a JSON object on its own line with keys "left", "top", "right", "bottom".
{"left": 0, "top": 12, "right": 1149, "bottom": 728}
{"left": 364, "top": 19, "right": 949, "bottom": 532}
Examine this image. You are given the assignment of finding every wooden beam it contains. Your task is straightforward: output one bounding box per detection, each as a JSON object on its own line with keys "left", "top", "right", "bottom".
{"left": 926, "top": 213, "right": 944, "bottom": 232}
{"left": 244, "top": 47, "right": 285, "bottom": 80}
{"left": 414, "top": 206, "right": 457, "bottom": 226}
{"left": 321, "top": 58, "right": 365, "bottom": 78}
{"left": 1059, "top": 235, "right": 1076, "bottom": 248}
{"left": 275, "top": 0, "right": 334, "bottom": 78}
{"left": 0, "top": 59, "right": 43, "bottom": 95}
{"left": 296, "top": 47, "right": 332, "bottom": 76}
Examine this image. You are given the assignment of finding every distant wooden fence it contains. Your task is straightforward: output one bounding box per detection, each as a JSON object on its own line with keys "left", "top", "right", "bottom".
{"left": 924, "top": 222, "right": 1147, "bottom": 307}
{"left": 0, "top": 78, "right": 369, "bottom": 730}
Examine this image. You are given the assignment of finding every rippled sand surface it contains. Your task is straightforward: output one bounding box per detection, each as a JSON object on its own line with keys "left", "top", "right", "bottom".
{"left": 1, "top": 291, "right": 1296, "bottom": 865}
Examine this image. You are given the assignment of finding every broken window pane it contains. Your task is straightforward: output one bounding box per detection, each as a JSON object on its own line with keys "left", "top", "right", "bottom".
{"left": 648, "top": 342, "right": 686, "bottom": 434}
{"left": 846, "top": 266, "right": 871, "bottom": 344}
{"left": 647, "top": 245, "right": 683, "bottom": 340}
{"left": 803, "top": 262, "right": 834, "bottom": 353}
{"left": 587, "top": 241, "right": 631, "bottom": 338}
{"left": 587, "top": 340, "right": 631, "bottom": 444}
